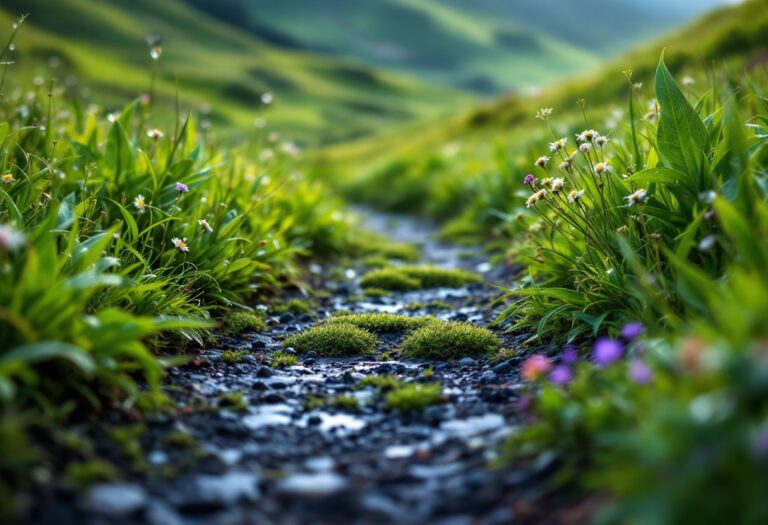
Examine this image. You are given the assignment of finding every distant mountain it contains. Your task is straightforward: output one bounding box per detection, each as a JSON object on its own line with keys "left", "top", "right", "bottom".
{"left": 186, "top": 0, "right": 733, "bottom": 94}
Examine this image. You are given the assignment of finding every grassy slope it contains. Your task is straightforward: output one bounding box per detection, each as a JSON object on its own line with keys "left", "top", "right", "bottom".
{"left": 0, "top": 0, "right": 471, "bottom": 145}
{"left": 320, "top": 0, "right": 768, "bottom": 203}
{"left": 208, "top": 0, "right": 726, "bottom": 94}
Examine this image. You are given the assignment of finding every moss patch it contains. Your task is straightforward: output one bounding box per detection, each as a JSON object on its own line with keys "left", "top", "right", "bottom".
{"left": 328, "top": 313, "right": 438, "bottom": 334}
{"left": 273, "top": 299, "right": 313, "bottom": 315}
{"left": 223, "top": 311, "right": 267, "bottom": 335}
{"left": 218, "top": 392, "right": 248, "bottom": 412}
{"left": 360, "top": 265, "right": 482, "bottom": 291}
{"left": 363, "top": 287, "right": 390, "bottom": 298}
{"left": 282, "top": 324, "right": 377, "bottom": 356}
{"left": 66, "top": 460, "right": 117, "bottom": 488}
{"left": 358, "top": 374, "right": 401, "bottom": 391}
{"left": 221, "top": 349, "right": 248, "bottom": 364}
{"left": 386, "top": 383, "right": 442, "bottom": 412}
{"left": 271, "top": 351, "right": 297, "bottom": 368}
{"left": 402, "top": 322, "right": 500, "bottom": 360}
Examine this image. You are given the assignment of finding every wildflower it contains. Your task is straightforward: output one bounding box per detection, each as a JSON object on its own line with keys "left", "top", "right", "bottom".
{"left": 578, "top": 143, "right": 592, "bottom": 154}
{"left": 133, "top": 194, "right": 147, "bottom": 213}
{"left": 1, "top": 173, "right": 15, "bottom": 185}
{"left": 682, "top": 76, "right": 695, "bottom": 87}
{"left": 616, "top": 225, "right": 629, "bottom": 233}
{"left": 550, "top": 177, "right": 565, "bottom": 192}
{"left": 541, "top": 177, "right": 553, "bottom": 188}
{"left": 261, "top": 92, "right": 273, "bottom": 105}
{"left": 595, "top": 135, "right": 609, "bottom": 147}
{"left": 629, "top": 360, "right": 653, "bottom": 384}
{"left": 526, "top": 189, "right": 548, "bottom": 208}
{"left": 516, "top": 394, "right": 532, "bottom": 413}
{"left": 626, "top": 189, "right": 648, "bottom": 206}
{"left": 535, "top": 107, "right": 552, "bottom": 120}
{"left": 567, "top": 189, "right": 585, "bottom": 203}
{"left": 534, "top": 156, "right": 550, "bottom": 168}
{"left": 523, "top": 174, "right": 536, "bottom": 186}
{"left": 592, "top": 338, "right": 623, "bottom": 367}
{"left": 549, "top": 365, "right": 572, "bottom": 385}
{"left": 0, "top": 224, "right": 25, "bottom": 252}
{"left": 549, "top": 137, "right": 567, "bottom": 151}
{"left": 559, "top": 160, "right": 572, "bottom": 171}
{"left": 522, "top": 354, "right": 552, "bottom": 381}
{"left": 621, "top": 322, "right": 645, "bottom": 341}
{"left": 561, "top": 345, "right": 578, "bottom": 365}
{"left": 594, "top": 162, "right": 610, "bottom": 175}
{"left": 198, "top": 219, "right": 213, "bottom": 232}
{"left": 576, "top": 129, "right": 599, "bottom": 143}
{"left": 147, "top": 128, "right": 164, "bottom": 140}
{"left": 171, "top": 237, "right": 189, "bottom": 252}
{"left": 150, "top": 46, "right": 162, "bottom": 60}
{"left": 698, "top": 235, "right": 716, "bottom": 252}
{"left": 175, "top": 182, "right": 189, "bottom": 193}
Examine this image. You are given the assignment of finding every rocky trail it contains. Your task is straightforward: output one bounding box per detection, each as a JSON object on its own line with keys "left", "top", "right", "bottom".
{"left": 31, "top": 210, "right": 577, "bottom": 525}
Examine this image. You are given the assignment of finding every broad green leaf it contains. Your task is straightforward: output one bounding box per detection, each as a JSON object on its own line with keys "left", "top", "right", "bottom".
{"left": 655, "top": 53, "right": 709, "bottom": 177}
{"left": 0, "top": 342, "right": 96, "bottom": 374}
{"left": 105, "top": 121, "right": 134, "bottom": 180}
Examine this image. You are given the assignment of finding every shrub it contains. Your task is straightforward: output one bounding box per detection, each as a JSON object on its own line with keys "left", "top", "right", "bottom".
{"left": 282, "top": 324, "right": 378, "bottom": 356}
{"left": 402, "top": 322, "right": 500, "bottom": 359}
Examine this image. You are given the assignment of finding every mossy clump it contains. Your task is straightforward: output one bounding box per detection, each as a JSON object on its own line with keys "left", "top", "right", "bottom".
{"left": 282, "top": 324, "right": 377, "bottom": 356}
{"left": 363, "top": 287, "right": 390, "bottom": 298}
{"left": 328, "top": 313, "right": 438, "bottom": 334}
{"left": 358, "top": 375, "right": 401, "bottom": 392}
{"left": 274, "top": 298, "right": 313, "bottom": 315}
{"left": 223, "top": 311, "right": 267, "bottom": 335}
{"left": 66, "top": 460, "right": 117, "bottom": 488}
{"left": 332, "top": 394, "right": 359, "bottom": 409}
{"left": 401, "top": 322, "right": 500, "bottom": 360}
{"left": 218, "top": 391, "right": 248, "bottom": 412}
{"left": 386, "top": 383, "right": 442, "bottom": 412}
{"left": 360, "top": 265, "right": 482, "bottom": 291}
{"left": 271, "top": 351, "right": 297, "bottom": 368}
{"left": 221, "top": 349, "right": 249, "bottom": 364}
{"left": 165, "top": 431, "right": 197, "bottom": 449}
{"left": 362, "top": 255, "right": 391, "bottom": 268}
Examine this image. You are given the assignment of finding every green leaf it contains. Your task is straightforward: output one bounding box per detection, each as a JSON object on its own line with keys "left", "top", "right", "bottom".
{"left": 56, "top": 193, "right": 77, "bottom": 230}
{"left": 655, "top": 53, "right": 709, "bottom": 177}
{"left": 0, "top": 342, "right": 96, "bottom": 375}
{"left": 104, "top": 121, "right": 134, "bottom": 180}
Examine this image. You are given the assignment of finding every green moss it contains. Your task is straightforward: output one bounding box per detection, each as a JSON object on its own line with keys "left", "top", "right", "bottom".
{"left": 360, "top": 265, "right": 482, "bottom": 291}
{"left": 386, "top": 383, "right": 442, "bottom": 412}
{"left": 109, "top": 424, "right": 145, "bottom": 463}
{"left": 327, "top": 313, "right": 438, "bottom": 334}
{"left": 274, "top": 299, "right": 313, "bottom": 315}
{"left": 66, "top": 460, "right": 117, "bottom": 488}
{"left": 401, "top": 322, "right": 500, "bottom": 360}
{"left": 271, "top": 351, "right": 297, "bottom": 368}
{"left": 304, "top": 396, "right": 326, "bottom": 410}
{"left": 218, "top": 391, "right": 248, "bottom": 412}
{"left": 282, "top": 324, "right": 378, "bottom": 356}
{"left": 223, "top": 311, "right": 267, "bottom": 335}
{"left": 404, "top": 300, "right": 451, "bottom": 311}
{"left": 165, "top": 431, "right": 197, "bottom": 449}
{"left": 221, "top": 349, "right": 249, "bottom": 364}
{"left": 363, "top": 255, "right": 391, "bottom": 268}
{"left": 358, "top": 375, "right": 401, "bottom": 391}
{"left": 363, "top": 287, "right": 390, "bottom": 298}
{"left": 332, "top": 394, "right": 359, "bottom": 409}
{"left": 135, "top": 390, "right": 175, "bottom": 415}
{"left": 489, "top": 348, "right": 518, "bottom": 364}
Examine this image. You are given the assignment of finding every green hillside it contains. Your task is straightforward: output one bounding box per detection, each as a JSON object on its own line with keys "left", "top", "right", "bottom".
{"left": 187, "top": 0, "right": 730, "bottom": 94}
{"left": 0, "top": 0, "right": 471, "bottom": 145}
{"left": 321, "top": 0, "right": 768, "bottom": 227}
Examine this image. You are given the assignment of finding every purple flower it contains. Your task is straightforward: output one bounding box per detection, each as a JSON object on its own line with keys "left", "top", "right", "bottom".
{"left": 629, "top": 360, "right": 653, "bottom": 384}
{"left": 621, "top": 322, "right": 645, "bottom": 341}
{"left": 175, "top": 182, "right": 189, "bottom": 193}
{"left": 515, "top": 394, "right": 531, "bottom": 413}
{"left": 561, "top": 345, "right": 578, "bottom": 365}
{"left": 549, "top": 365, "right": 572, "bottom": 385}
{"left": 592, "top": 338, "right": 623, "bottom": 367}
{"left": 523, "top": 174, "right": 535, "bottom": 186}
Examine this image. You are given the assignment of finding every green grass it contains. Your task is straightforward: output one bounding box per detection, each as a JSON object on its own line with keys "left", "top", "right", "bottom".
{"left": 327, "top": 313, "right": 438, "bottom": 334}
{"left": 221, "top": 349, "right": 249, "bottom": 364}
{"left": 359, "top": 265, "right": 482, "bottom": 291}
{"left": 385, "top": 382, "right": 442, "bottom": 412}
{"left": 270, "top": 351, "right": 297, "bottom": 368}
{"left": 282, "top": 324, "right": 378, "bottom": 356}
{"left": 401, "top": 322, "right": 501, "bottom": 360}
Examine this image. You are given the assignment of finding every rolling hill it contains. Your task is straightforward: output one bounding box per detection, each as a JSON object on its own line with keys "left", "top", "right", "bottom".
{"left": 186, "top": 0, "right": 733, "bottom": 95}
{"left": 0, "top": 0, "right": 471, "bottom": 145}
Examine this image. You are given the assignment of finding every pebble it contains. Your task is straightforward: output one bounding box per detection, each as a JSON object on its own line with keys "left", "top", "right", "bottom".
{"left": 457, "top": 357, "right": 476, "bottom": 366}
{"left": 279, "top": 313, "right": 295, "bottom": 324}
{"left": 81, "top": 483, "right": 147, "bottom": 517}
{"left": 256, "top": 366, "right": 273, "bottom": 378}
{"left": 276, "top": 472, "right": 348, "bottom": 497}
{"left": 492, "top": 360, "right": 513, "bottom": 375}
{"left": 479, "top": 370, "right": 498, "bottom": 383}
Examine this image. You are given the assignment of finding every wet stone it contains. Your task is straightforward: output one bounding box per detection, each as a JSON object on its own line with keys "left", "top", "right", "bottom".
{"left": 279, "top": 313, "right": 295, "bottom": 324}
{"left": 276, "top": 472, "right": 348, "bottom": 498}
{"left": 256, "top": 366, "right": 273, "bottom": 378}
{"left": 81, "top": 483, "right": 148, "bottom": 518}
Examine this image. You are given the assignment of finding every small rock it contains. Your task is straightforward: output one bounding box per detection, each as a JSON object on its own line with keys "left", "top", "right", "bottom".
{"left": 271, "top": 381, "right": 287, "bottom": 390}
{"left": 480, "top": 370, "right": 498, "bottom": 384}
{"left": 252, "top": 381, "right": 268, "bottom": 391}
{"left": 307, "top": 415, "right": 322, "bottom": 426}
{"left": 276, "top": 472, "right": 347, "bottom": 498}
{"left": 457, "top": 357, "right": 476, "bottom": 366}
{"left": 81, "top": 483, "right": 147, "bottom": 518}
{"left": 256, "top": 366, "right": 273, "bottom": 378}
{"left": 298, "top": 314, "right": 313, "bottom": 323}
{"left": 262, "top": 393, "right": 285, "bottom": 404}
{"left": 306, "top": 351, "right": 318, "bottom": 358}
{"left": 303, "top": 358, "right": 317, "bottom": 366}
{"left": 279, "top": 313, "right": 295, "bottom": 324}
{"left": 283, "top": 347, "right": 296, "bottom": 355}
{"left": 492, "top": 360, "right": 513, "bottom": 375}
{"left": 251, "top": 340, "right": 267, "bottom": 350}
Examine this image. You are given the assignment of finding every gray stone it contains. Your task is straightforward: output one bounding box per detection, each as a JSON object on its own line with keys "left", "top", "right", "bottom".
{"left": 81, "top": 483, "right": 147, "bottom": 517}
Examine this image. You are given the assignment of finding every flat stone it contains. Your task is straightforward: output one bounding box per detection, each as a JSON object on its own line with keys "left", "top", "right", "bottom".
{"left": 276, "top": 472, "right": 347, "bottom": 498}
{"left": 81, "top": 483, "right": 147, "bottom": 517}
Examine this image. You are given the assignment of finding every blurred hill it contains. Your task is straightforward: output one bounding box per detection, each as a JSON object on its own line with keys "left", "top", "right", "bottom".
{"left": 186, "top": 0, "right": 731, "bottom": 95}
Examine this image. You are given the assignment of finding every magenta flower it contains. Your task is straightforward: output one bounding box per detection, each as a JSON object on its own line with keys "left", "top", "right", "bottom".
{"left": 522, "top": 354, "right": 552, "bottom": 381}
{"left": 175, "top": 182, "right": 189, "bottom": 193}
{"left": 515, "top": 394, "right": 531, "bottom": 413}
{"left": 621, "top": 322, "right": 645, "bottom": 341}
{"left": 549, "top": 365, "right": 572, "bottom": 385}
{"left": 523, "top": 174, "right": 535, "bottom": 186}
{"left": 561, "top": 345, "right": 578, "bottom": 365}
{"left": 592, "top": 338, "right": 623, "bottom": 367}
{"left": 629, "top": 360, "right": 653, "bottom": 384}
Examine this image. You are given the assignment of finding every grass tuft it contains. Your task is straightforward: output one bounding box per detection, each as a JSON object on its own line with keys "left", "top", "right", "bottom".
{"left": 386, "top": 382, "right": 442, "bottom": 412}
{"left": 221, "top": 349, "right": 249, "bottom": 364}
{"left": 282, "top": 324, "right": 378, "bottom": 356}
{"left": 401, "top": 322, "right": 500, "bottom": 360}
{"left": 271, "top": 351, "right": 298, "bottom": 368}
